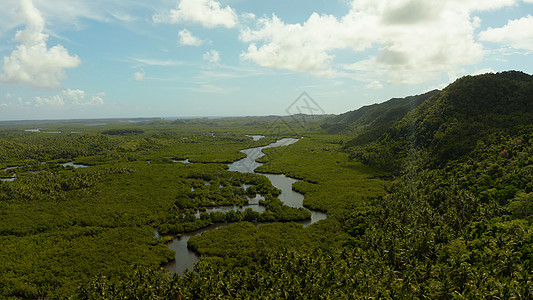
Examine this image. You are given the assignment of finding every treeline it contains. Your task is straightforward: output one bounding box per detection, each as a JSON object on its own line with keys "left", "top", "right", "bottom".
{"left": 321, "top": 89, "right": 439, "bottom": 136}
{"left": 346, "top": 71, "right": 533, "bottom": 171}
{"left": 158, "top": 200, "right": 310, "bottom": 236}
{"left": 77, "top": 241, "right": 531, "bottom": 299}
{"left": 335, "top": 71, "right": 533, "bottom": 297}
{"left": 4, "top": 72, "right": 533, "bottom": 298}
{"left": 0, "top": 166, "right": 133, "bottom": 204}
{"left": 1, "top": 142, "right": 316, "bottom": 298}
{"left": 0, "top": 133, "right": 116, "bottom": 162}
{"left": 0, "top": 127, "right": 268, "bottom": 166}
{"left": 101, "top": 129, "right": 144, "bottom": 135}
{"left": 77, "top": 71, "right": 533, "bottom": 298}
{"left": 156, "top": 170, "right": 311, "bottom": 235}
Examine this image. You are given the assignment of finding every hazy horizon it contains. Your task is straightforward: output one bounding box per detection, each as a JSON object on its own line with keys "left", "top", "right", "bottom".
{"left": 1, "top": 0, "right": 532, "bottom": 121}
{"left": 0, "top": 114, "right": 332, "bottom": 123}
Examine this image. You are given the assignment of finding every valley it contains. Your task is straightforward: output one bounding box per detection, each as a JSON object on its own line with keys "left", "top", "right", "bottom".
{"left": 0, "top": 72, "right": 532, "bottom": 299}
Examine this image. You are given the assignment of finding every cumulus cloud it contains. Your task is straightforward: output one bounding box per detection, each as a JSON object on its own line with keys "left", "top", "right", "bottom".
{"left": 34, "top": 89, "right": 104, "bottom": 107}
{"left": 153, "top": 0, "right": 238, "bottom": 29}
{"left": 0, "top": 0, "right": 81, "bottom": 89}
{"left": 240, "top": 14, "right": 340, "bottom": 76}
{"left": 239, "top": 0, "right": 521, "bottom": 84}
{"left": 178, "top": 29, "right": 204, "bottom": 46}
{"left": 479, "top": 15, "right": 533, "bottom": 51}
{"left": 90, "top": 95, "right": 104, "bottom": 105}
{"left": 203, "top": 50, "right": 220, "bottom": 64}
{"left": 133, "top": 69, "right": 146, "bottom": 81}
{"left": 365, "top": 81, "right": 384, "bottom": 89}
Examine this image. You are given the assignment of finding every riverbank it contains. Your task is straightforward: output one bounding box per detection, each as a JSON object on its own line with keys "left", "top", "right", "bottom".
{"left": 163, "top": 138, "right": 327, "bottom": 274}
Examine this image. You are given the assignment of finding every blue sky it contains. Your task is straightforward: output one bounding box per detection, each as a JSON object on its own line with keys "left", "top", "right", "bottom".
{"left": 0, "top": 0, "right": 532, "bottom": 121}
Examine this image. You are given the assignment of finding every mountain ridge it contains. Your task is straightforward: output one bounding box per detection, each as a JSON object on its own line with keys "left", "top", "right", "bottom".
{"left": 337, "top": 70, "right": 533, "bottom": 169}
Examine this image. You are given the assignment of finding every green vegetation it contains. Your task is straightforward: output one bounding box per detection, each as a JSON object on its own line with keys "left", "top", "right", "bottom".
{"left": 1, "top": 71, "right": 532, "bottom": 299}
{"left": 347, "top": 71, "right": 533, "bottom": 169}
{"left": 0, "top": 120, "right": 321, "bottom": 298}
{"left": 256, "top": 134, "right": 388, "bottom": 215}
{"left": 321, "top": 89, "right": 439, "bottom": 138}
{"left": 101, "top": 128, "right": 144, "bottom": 135}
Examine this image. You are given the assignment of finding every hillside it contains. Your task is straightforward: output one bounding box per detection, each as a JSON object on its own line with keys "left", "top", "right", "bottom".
{"left": 1, "top": 72, "right": 531, "bottom": 299}
{"left": 75, "top": 72, "right": 533, "bottom": 299}
{"left": 344, "top": 71, "right": 533, "bottom": 170}
{"left": 321, "top": 90, "right": 439, "bottom": 139}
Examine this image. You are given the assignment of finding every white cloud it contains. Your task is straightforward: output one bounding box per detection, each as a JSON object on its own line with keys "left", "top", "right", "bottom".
{"left": 0, "top": 1, "right": 161, "bottom": 36}
{"left": 365, "top": 81, "right": 384, "bottom": 89}
{"left": 0, "top": 0, "right": 81, "bottom": 89}
{"left": 479, "top": 15, "right": 533, "bottom": 51}
{"left": 239, "top": 0, "right": 521, "bottom": 84}
{"left": 351, "top": 0, "right": 518, "bottom": 15}
{"left": 90, "top": 95, "right": 104, "bottom": 105}
{"left": 132, "top": 58, "right": 184, "bottom": 66}
{"left": 448, "top": 0, "right": 518, "bottom": 12}
{"left": 134, "top": 69, "right": 145, "bottom": 81}
{"left": 153, "top": 0, "right": 238, "bottom": 29}
{"left": 203, "top": 50, "right": 220, "bottom": 64}
{"left": 240, "top": 14, "right": 341, "bottom": 76}
{"left": 34, "top": 89, "right": 104, "bottom": 107}
{"left": 108, "top": 12, "right": 136, "bottom": 22}
{"left": 178, "top": 29, "right": 204, "bottom": 46}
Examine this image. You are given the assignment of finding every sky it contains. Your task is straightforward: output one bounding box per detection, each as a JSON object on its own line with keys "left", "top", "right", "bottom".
{"left": 0, "top": 0, "right": 532, "bottom": 121}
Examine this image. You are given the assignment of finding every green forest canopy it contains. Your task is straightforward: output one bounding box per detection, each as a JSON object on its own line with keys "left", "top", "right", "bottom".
{"left": 0, "top": 71, "right": 531, "bottom": 299}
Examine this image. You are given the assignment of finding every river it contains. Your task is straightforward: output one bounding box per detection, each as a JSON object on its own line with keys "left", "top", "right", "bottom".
{"left": 163, "top": 137, "right": 327, "bottom": 274}
{"left": 0, "top": 162, "right": 90, "bottom": 182}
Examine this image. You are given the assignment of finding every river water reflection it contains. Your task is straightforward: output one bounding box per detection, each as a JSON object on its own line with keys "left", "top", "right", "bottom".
{"left": 163, "top": 223, "right": 229, "bottom": 274}
{"left": 163, "top": 137, "right": 327, "bottom": 274}
{"left": 60, "top": 162, "right": 90, "bottom": 168}
{"left": 1, "top": 162, "right": 90, "bottom": 182}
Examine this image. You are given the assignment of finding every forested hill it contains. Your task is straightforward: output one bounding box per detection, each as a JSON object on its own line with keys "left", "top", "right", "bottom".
{"left": 321, "top": 90, "right": 439, "bottom": 136}
{"left": 329, "top": 70, "right": 532, "bottom": 298}
{"left": 76, "top": 71, "right": 532, "bottom": 298}
{"left": 343, "top": 71, "right": 533, "bottom": 170}
{"left": 1, "top": 71, "right": 531, "bottom": 299}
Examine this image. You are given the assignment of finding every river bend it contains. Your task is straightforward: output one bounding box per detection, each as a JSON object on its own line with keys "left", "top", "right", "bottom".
{"left": 163, "top": 138, "right": 327, "bottom": 274}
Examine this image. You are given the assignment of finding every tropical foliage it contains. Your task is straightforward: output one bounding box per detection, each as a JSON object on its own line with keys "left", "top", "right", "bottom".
{"left": 1, "top": 71, "right": 532, "bottom": 299}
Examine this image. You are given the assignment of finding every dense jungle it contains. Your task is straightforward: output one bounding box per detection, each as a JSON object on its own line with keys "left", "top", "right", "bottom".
{"left": 0, "top": 71, "right": 532, "bottom": 299}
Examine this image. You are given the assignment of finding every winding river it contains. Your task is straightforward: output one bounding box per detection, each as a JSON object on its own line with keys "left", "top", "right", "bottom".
{"left": 163, "top": 137, "right": 327, "bottom": 274}
{"left": 0, "top": 162, "right": 89, "bottom": 182}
